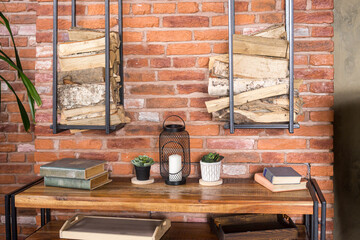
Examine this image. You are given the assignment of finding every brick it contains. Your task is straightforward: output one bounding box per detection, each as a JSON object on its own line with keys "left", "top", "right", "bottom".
{"left": 123, "top": 17, "right": 159, "bottom": 28}
{"left": 190, "top": 111, "right": 212, "bottom": 121}
{"left": 287, "top": 152, "right": 333, "bottom": 163}
{"left": 7, "top": 133, "right": 33, "bottom": 142}
{"left": 309, "top": 82, "right": 334, "bottom": 93}
{"left": 302, "top": 95, "right": 333, "bottom": 107}
{"left": 224, "top": 129, "right": 264, "bottom": 136}
{"left": 36, "top": 4, "right": 85, "bottom": 16}
{"left": 177, "top": 84, "right": 207, "bottom": 94}
{"left": 9, "top": 153, "right": 26, "bottom": 162}
{"left": 310, "top": 54, "right": 334, "bottom": 66}
{"left": 7, "top": 103, "right": 30, "bottom": 113}
{"left": 153, "top": 3, "right": 176, "bottom": 14}
{"left": 9, "top": 14, "right": 36, "bottom": 24}
{"left": 112, "top": 163, "right": 133, "bottom": 175}
{"left": 123, "top": 32, "right": 143, "bottom": 42}
{"left": 0, "top": 144, "right": 16, "bottom": 152}
{"left": 125, "top": 125, "right": 161, "bottom": 136}
{"left": 312, "top": 0, "right": 333, "bottom": 9}
{"left": 150, "top": 58, "right": 171, "bottom": 68}
{"left": 0, "top": 153, "right": 6, "bottom": 163}
{"left": 138, "top": 112, "right": 160, "bottom": 122}
{"left": 222, "top": 164, "right": 247, "bottom": 176}
{"left": 252, "top": 0, "right": 276, "bottom": 11}
{"left": 294, "top": 27, "right": 309, "bottom": 37}
{"left": 295, "top": 40, "right": 333, "bottom": 52}
{"left": 146, "top": 98, "right": 188, "bottom": 108}
{"left": 310, "top": 110, "right": 334, "bottom": 122}
{"left": 294, "top": 12, "right": 333, "bottom": 24}
{"left": 173, "top": 57, "right": 196, "bottom": 68}
{"left": 132, "top": 4, "right": 151, "bottom": 15}
{"left": 0, "top": 124, "right": 19, "bottom": 133}
{"left": 124, "top": 71, "right": 155, "bottom": 82}
{"left": 158, "top": 70, "right": 205, "bottom": 81}
{"left": 122, "top": 152, "right": 159, "bottom": 163}
{"left": 207, "top": 138, "right": 254, "bottom": 149}
{"left": 295, "top": 55, "right": 308, "bottom": 65}
{"left": 202, "top": 2, "right": 224, "bottom": 13}
{"left": 59, "top": 139, "right": 102, "bottom": 150}
{"left": 187, "top": 125, "right": 219, "bottom": 136}
{"left": 130, "top": 84, "right": 175, "bottom": 95}
{"left": 295, "top": 68, "right": 333, "bottom": 80}
{"left": 178, "top": 2, "right": 199, "bottom": 13}
{"left": 311, "top": 165, "right": 333, "bottom": 176}
{"left": 317, "top": 179, "right": 333, "bottom": 190}
{"left": 261, "top": 152, "right": 285, "bottom": 163}
{"left": 147, "top": 31, "right": 192, "bottom": 42}
{"left": 36, "top": 18, "right": 71, "bottom": 30}
{"left": 0, "top": 164, "right": 32, "bottom": 174}
{"left": 0, "top": 175, "right": 16, "bottom": 184}
{"left": 214, "top": 43, "right": 228, "bottom": 53}
{"left": 194, "top": 30, "right": 228, "bottom": 40}
{"left": 290, "top": 125, "right": 333, "bottom": 136}
{"left": 212, "top": 14, "right": 255, "bottom": 26}
{"left": 124, "top": 99, "right": 145, "bottom": 109}
{"left": 259, "top": 13, "right": 283, "bottom": 23}
{"left": 34, "top": 139, "right": 54, "bottom": 150}
{"left": 190, "top": 97, "right": 215, "bottom": 108}
{"left": 235, "top": 2, "right": 249, "bottom": 12}
{"left": 0, "top": 3, "right": 26, "bottom": 12}
{"left": 258, "top": 139, "right": 307, "bottom": 150}
{"left": 310, "top": 138, "right": 333, "bottom": 149}
{"left": 167, "top": 43, "right": 211, "bottom": 55}
{"left": 197, "top": 57, "right": 209, "bottom": 68}
{"left": 312, "top": 26, "right": 333, "bottom": 37}
{"left": 107, "top": 138, "right": 151, "bottom": 149}
{"left": 127, "top": 58, "right": 148, "bottom": 68}
{"left": 223, "top": 152, "right": 260, "bottom": 163}
{"left": 124, "top": 44, "right": 164, "bottom": 55}
{"left": 163, "top": 16, "right": 209, "bottom": 28}
{"left": 163, "top": 111, "right": 187, "bottom": 121}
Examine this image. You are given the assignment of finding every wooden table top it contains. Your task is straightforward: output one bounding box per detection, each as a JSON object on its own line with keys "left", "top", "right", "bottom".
{"left": 15, "top": 178, "right": 314, "bottom": 214}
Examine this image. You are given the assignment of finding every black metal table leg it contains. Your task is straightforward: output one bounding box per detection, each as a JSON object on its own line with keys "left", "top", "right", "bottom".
{"left": 305, "top": 214, "right": 311, "bottom": 239}
{"left": 5, "top": 194, "right": 11, "bottom": 240}
{"left": 10, "top": 197, "right": 17, "bottom": 240}
{"left": 46, "top": 209, "right": 51, "bottom": 223}
{"left": 307, "top": 181, "right": 319, "bottom": 240}
{"left": 41, "top": 208, "right": 46, "bottom": 226}
{"left": 311, "top": 179, "right": 327, "bottom": 240}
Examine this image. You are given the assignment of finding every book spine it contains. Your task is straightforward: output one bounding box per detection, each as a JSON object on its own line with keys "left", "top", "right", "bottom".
{"left": 263, "top": 168, "right": 274, "bottom": 183}
{"left": 44, "top": 177, "right": 91, "bottom": 190}
{"left": 40, "top": 168, "right": 86, "bottom": 179}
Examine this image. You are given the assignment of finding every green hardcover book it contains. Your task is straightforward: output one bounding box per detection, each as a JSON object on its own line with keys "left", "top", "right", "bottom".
{"left": 40, "top": 158, "right": 105, "bottom": 180}
{"left": 44, "top": 171, "right": 112, "bottom": 190}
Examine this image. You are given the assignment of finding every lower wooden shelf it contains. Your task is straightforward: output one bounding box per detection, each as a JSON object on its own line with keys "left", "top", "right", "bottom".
{"left": 27, "top": 220, "right": 308, "bottom": 240}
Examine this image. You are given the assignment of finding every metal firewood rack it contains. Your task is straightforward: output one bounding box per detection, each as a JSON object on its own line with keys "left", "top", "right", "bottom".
{"left": 50, "top": 0, "right": 125, "bottom": 134}
{"left": 225, "top": 0, "right": 300, "bottom": 134}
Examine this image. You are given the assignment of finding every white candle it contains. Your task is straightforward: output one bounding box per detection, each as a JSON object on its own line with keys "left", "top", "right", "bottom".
{"left": 169, "top": 154, "right": 182, "bottom": 181}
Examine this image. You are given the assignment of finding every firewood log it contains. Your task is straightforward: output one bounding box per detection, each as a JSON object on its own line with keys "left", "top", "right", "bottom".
{"left": 252, "top": 24, "right": 287, "bottom": 39}
{"left": 59, "top": 67, "right": 105, "bottom": 84}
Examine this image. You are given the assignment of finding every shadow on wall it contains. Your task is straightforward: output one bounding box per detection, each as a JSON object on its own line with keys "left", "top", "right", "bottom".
{"left": 334, "top": 0, "right": 360, "bottom": 239}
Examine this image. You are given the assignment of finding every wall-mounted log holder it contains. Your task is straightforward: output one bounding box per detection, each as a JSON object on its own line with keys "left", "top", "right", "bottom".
{"left": 50, "top": 0, "right": 125, "bottom": 134}
{"left": 225, "top": 0, "right": 300, "bottom": 134}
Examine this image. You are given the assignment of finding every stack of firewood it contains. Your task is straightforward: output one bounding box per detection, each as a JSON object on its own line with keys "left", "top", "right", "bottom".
{"left": 205, "top": 25, "right": 303, "bottom": 124}
{"left": 57, "top": 27, "right": 129, "bottom": 128}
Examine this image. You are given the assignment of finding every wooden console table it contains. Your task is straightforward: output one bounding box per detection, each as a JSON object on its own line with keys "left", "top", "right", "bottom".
{"left": 5, "top": 178, "right": 326, "bottom": 240}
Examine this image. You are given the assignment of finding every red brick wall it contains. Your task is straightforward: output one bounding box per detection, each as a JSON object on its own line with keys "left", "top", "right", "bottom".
{"left": 1, "top": 0, "right": 334, "bottom": 239}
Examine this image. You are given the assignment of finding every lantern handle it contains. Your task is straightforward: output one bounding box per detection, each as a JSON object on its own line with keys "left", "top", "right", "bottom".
{"left": 163, "top": 115, "right": 185, "bottom": 129}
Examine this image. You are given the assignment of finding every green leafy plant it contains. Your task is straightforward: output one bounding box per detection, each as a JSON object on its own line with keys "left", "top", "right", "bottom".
{"left": 131, "top": 155, "right": 155, "bottom": 167}
{"left": 0, "top": 12, "right": 42, "bottom": 131}
{"left": 201, "top": 152, "right": 224, "bottom": 163}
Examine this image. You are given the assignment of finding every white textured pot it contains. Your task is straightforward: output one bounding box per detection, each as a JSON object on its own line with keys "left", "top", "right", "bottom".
{"left": 200, "top": 161, "right": 221, "bottom": 182}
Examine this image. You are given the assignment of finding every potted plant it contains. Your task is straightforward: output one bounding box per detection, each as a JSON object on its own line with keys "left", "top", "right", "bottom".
{"left": 131, "top": 155, "right": 155, "bottom": 181}
{"left": 200, "top": 152, "right": 224, "bottom": 182}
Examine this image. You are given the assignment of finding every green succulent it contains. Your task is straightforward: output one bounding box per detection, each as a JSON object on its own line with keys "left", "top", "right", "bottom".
{"left": 131, "top": 155, "right": 155, "bottom": 167}
{"left": 201, "top": 152, "right": 224, "bottom": 163}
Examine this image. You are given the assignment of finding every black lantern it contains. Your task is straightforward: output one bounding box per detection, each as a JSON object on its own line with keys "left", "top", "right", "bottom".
{"left": 159, "top": 115, "right": 190, "bottom": 185}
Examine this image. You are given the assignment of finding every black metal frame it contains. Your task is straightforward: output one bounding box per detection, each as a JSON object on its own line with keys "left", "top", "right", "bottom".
{"left": 4, "top": 177, "right": 326, "bottom": 240}
{"left": 225, "top": 0, "right": 299, "bottom": 134}
{"left": 50, "top": 0, "right": 125, "bottom": 134}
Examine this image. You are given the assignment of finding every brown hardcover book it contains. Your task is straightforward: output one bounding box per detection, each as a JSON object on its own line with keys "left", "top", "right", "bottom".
{"left": 254, "top": 173, "right": 307, "bottom": 192}
{"left": 40, "top": 158, "right": 105, "bottom": 180}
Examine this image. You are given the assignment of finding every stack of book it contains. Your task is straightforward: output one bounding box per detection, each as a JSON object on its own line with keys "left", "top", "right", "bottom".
{"left": 40, "top": 158, "right": 112, "bottom": 190}
{"left": 254, "top": 167, "right": 307, "bottom": 192}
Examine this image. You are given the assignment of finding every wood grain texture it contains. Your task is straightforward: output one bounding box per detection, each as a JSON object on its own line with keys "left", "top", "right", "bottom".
{"left": 15, "top": 178, "right": 313, "bottom": 214}
{"left": 26, "top": 221, "right": 308, "bottom": 240}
